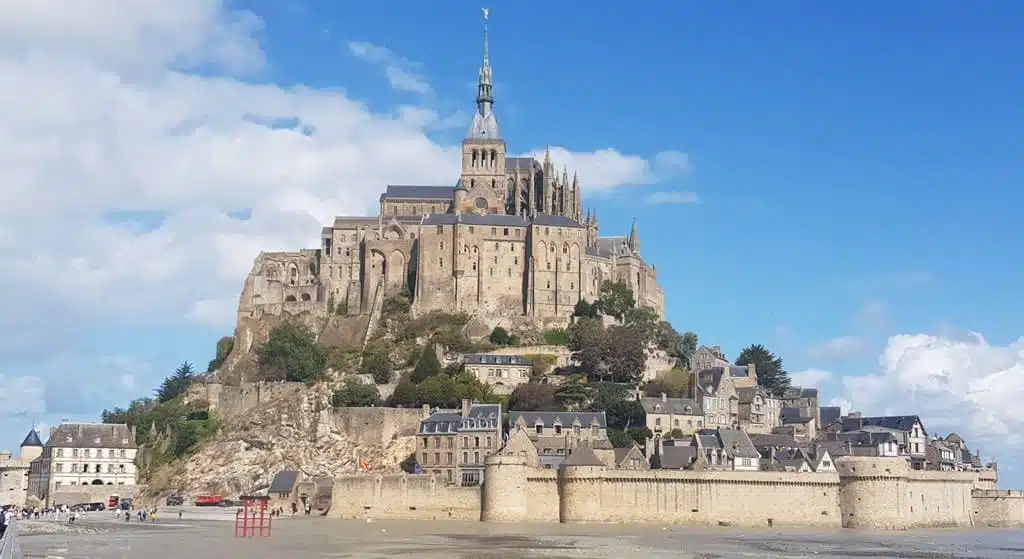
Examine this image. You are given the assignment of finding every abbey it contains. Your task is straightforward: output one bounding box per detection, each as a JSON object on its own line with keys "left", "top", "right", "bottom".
{"left": 238, "top": 18, "right": 664, "bottom": 326}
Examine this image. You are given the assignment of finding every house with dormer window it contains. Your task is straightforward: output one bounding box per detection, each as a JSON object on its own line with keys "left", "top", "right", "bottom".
{"left": 640, "top": 393, "right": 704, "bottom": 438}
{"left": 509, "top": 411, "right": 611, "bottom": 469}
{"left": 839, "top": 413, "right": 928, "bottom": 469}
{"left": 417, "top": 399, "right": 502, "bottom": 486}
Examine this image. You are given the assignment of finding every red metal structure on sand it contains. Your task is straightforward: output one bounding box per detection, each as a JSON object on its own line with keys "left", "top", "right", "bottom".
{"left": 234, "top": 495, "right": 272, "bottom": 537}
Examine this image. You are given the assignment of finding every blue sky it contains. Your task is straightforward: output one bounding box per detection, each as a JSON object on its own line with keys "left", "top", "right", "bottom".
{"left": 0, "top": 1, "right": 1020, "bottom": 483}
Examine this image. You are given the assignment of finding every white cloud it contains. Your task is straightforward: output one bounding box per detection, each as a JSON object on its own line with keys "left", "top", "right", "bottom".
{"left": 348, "top": 41, "right": 431, "bottom": 95}
{"left": 838, "top": 332, "right": 1024, "bottom": 454}
{"left": 806, "top": 335, "right": 870, "bottom": 361}
{"left": 644, "top": 191, "right": 700, "bottom": 205}
{"left": 0, "top": 3, "right": 689, "bottom": 373}
{"left": 789, "top": 369, "right": 834, "bottom": 388}
{"left": 524, "top": 147, "right": 689, "bottom": 193}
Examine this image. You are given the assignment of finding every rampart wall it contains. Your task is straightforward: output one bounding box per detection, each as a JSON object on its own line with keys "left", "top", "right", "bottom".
{"left": 972, "top": 490, "right": 1024, "bottom": 528}
{"left": 328, "top": 455, "right": 1019, "bottom": 529}
{"left": 328, "top": 407, "right": 424, "bottom": 446}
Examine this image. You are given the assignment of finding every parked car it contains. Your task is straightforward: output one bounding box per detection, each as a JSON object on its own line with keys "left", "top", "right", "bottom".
{"left": 165, "top": 495, "right": 184, "bottom": 506}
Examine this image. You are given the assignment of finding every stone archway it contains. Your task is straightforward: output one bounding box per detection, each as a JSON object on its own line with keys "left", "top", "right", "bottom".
{"left": 387, "top": 250, "right": 406, "bottom": 292}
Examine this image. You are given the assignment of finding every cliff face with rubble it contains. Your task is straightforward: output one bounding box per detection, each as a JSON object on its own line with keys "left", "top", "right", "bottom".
{"left": 158, "top": 382, "right": 423, "bottom": 497}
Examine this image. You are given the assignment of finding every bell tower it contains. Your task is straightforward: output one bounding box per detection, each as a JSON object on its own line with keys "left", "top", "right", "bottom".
{"left": 459, "top": 8, "right": 507, "bottom": 214}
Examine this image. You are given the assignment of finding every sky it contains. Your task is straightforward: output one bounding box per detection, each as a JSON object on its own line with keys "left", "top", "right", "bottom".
{"left": 0, "top": 1, "right": 1021, "bottom": 484}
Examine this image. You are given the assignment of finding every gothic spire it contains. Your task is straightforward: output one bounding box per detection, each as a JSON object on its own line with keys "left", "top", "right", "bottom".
{"left": 627, "top": 217, "right": 640, "bottom": 254}
{"left": 467, "top": 8, "right": 499, "bottom": 140}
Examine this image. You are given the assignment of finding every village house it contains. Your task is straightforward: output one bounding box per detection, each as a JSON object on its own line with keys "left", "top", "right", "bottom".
{"left": 778, "top": 387, "right": 821, "bottom": 431}
{"left": 507, "top": 411, "right": 612, "bottom": 469}
{"left": 417, "top": 400, "right": 502, "bottom": 486}
{"left": 840, "top": 413, "right": 928, "bottom": 470}
{"left": 693, "top": 368, "right": 740, "bottom": 429}
{"left": 461, "top": 353, "right": 533, "bottom": 395}
{"left": 640, "top": 393, "right": 704, "bottom": 437}
{"left": 688, "top": 345, "right": 730, "bottom": 372}
{"left": 28, "top": 422, "right": 138, "bottom": 504}
{"left": 735, "top": 387, "right": 783, "bottom": 434}
{"left": 691, "top": 428, "right": 760, "bottom": 471}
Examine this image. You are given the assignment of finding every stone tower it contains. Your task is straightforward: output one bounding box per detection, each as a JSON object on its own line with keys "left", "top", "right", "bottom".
{"left": 458, "top": 8, "right": 507, "bottom": 215}
{"left": 20, "top": 427, "right": 43, "bottom": 462}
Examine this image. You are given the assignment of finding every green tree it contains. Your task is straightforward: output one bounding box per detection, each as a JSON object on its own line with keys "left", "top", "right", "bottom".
{"left": 597, "top": 280, "right": 635, "bottom": 320}
{"left": 736, "top": 343, "right": 791, "bottom": 396}
{"left": 644, "top": 367, "right": 692, "bottom": 398}
{"left": 256, "top": 322, "right": 328, "bottom": 384}
{"left": 416, "top": 374, "right": 459, "bottom": 408}
{"left": 607, "top": 429, "right": 634, "bottom": 448}
{"left": 206, "top": 336, "right": 235, "bottom": 373}
{"left": 488, "top": 327, "right": 511, "bottom": 346}
{"left": 359, "top": 344, "right": 394, "bottom": 385}
{"left": 567, "top": 317, "right": 605, "bottom": 374}
{"left": 155, "top": 362, "right": 197, "bottom": 403}
{"left": 542, "top": 328, "right": 570, "bottom": 346}
{"left": 508, "top": 383, "right": 560, "bottom": 411}
{"left": 332, "top": 377, "right": 382, "bottom": 407}
{"left": 679, "top": 331, "right": 698, "bottom": 364}
{"left": 602, "top": 325, "right": 647, "bottom": 384}
{"left": 410, "top": 344, "right": 443, "bottom": 384}
{"left": 554, "top": 383, "right": 592, "bottom": 410}
{"left": 389, "top": 374, "right": 418, "bottom": 407}
{"left": 573, "top": 299, "right": 598, "bottom": 318}
{"left": 624, "top": 306, "right": 660, "bottom": 346}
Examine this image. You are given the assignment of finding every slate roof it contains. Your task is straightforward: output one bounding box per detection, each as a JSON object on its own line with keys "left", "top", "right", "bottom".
{"left": 463, "top": 354, "right": 532, "bottom": 366}
{"left": 21, "top": 429, "right": 43, "bottom": 447}
{"left": 781, "top": 387, "right": 819, "bottom": 399}
{"left": 532, "top": 214, "right": 584, "bottom": 228}
{"left": 46, "top": 423, "right": 136, "bottom": 449}
{"left": 735, "top": 387, "right": 771, "bottom": 404}
{"left": 422, "top": 213, "right": 529, "bottom": 226}
{"left": 695, "top": 428, "right": 760, "bottom": 459}
{"left": 655, "top": 446, "right": 697, "bottom": 470}
{"left": 748, "top": 433, "right": 803, "bottom": 450}
{"left": 506, "top": 157, "right": 540, "bottom": 171}
{"left": 857, "top": 415, "right": 926, "bottom": 436}
{"left": 820, "top": 406, "right": 842, "bottom": 426}
{"left": 640, "top": 396, "right": 701, "bottom": 415}
{"left": 613, "top": 446, "right": 645, "bottom": 466}
{"left": 511, "top": 411, "right": 607, "bottom": 429}
{"left": 694, "top": 368, "right": 725, "bottom": 394}
{"left": 561, "top": 445, "right": 605, "bottom": 467}
{"left": 381, "top": 185, "right": 455, "bottom": 201}
{"left": 419, "top": 404, "right": 501, "bottom": 435}
{"left": 269, "top": 471, "right": 300, "bottom": 493}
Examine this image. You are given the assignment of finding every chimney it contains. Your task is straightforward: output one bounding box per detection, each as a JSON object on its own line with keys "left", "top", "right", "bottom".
{"left": 461, "top": 399, "right": 471, "bottom": 418}
{"left": 661, "top": 392, "right": 667, "bottom": 403}
{"left": 747, "top": 362, "right": 756, "bottom": 379}
{"left": 130, "top": 425, "right": 137, "bottom": 442}
{"left": 421, "top": 404, "right": 431, "bottom": 419}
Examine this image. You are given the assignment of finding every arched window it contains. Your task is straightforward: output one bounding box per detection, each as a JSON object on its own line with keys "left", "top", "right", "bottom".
{"left": 562, "top": 243, "right": 568, "bottom": 254}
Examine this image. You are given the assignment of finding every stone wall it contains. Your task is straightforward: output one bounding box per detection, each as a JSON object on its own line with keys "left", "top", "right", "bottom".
{"left": 203, "top": 381, "right": 309, "bottom": 418}
{"left": 835, "top": 456, "right": 975, "bottom": 529}
{"left": 328, "top": 407, "right": 424, "bottom": 447}
{"left": 326, "top": 455, "right": 1019, "bottom": 529}
{"left": 330, "top": 474, "right": 480, "bottom": 520}
{"left": 973, "top": 490, "right": 1024, "bottom": 527}
{"left": 50, "top": 485, "right": 143, "bottom": 507}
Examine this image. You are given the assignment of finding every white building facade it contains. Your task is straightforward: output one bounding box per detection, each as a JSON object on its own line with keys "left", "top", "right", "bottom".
{"left": 29, "top": 422, "right": 138, "bottom": 504}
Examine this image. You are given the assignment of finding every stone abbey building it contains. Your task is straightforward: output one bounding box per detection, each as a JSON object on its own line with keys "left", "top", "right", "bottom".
{"left": 239, "top": 17, "right": 665, "bottom": 327}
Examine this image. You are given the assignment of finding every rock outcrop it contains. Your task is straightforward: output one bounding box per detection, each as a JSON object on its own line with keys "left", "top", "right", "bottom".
{"left": 166, "top": 384, "right": 416, "bottom": 497}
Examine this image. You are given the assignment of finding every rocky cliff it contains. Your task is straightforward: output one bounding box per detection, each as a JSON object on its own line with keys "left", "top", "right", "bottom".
{"left": 162, "top": 383, "right": 418, "bottom": 497}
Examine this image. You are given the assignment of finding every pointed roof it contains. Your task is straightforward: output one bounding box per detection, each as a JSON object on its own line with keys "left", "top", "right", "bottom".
{"left": 21, "top": 428, "right": 43, "bottom": 447}
{"left": 561, "top": 445, "right": 605, "bottom": 467}
{"left": 627, "top": 218, "right": 640, "bottom": 252}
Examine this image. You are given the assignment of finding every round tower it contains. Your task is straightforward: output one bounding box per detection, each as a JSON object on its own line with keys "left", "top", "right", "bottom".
{"left": 20, "top": 428, "right": 44, "bottom": 462}
{"left": 836, "top": 455, "right": 909, "bottom": 529}
{"left": 557, "top": 447, "right": 607, "bottom": 523}
{"left": 481, "top": 453, "right": 529, "bottom": 522}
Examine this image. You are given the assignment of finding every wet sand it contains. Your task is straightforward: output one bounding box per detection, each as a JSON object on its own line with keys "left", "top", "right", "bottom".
{"left": 18, "top": 513, "right": 1024, "bottom": 558}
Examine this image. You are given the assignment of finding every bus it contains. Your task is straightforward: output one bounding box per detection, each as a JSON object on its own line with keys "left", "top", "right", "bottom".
{"left": 194, "top": 494, "right": 223, "bottom": 506}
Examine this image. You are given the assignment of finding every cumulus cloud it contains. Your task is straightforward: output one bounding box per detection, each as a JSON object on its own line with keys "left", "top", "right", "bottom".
{"left": 806, "top": 335, "right": 870, "bottom": 361}
{"left": 0, "top": 0, "right": 693, "bottom": 444}
{"left": 838, "top": 332, "right": 1024, "bottom": 455}
{"left": 789, "top": 369, "right": 834, "bottom": 388}
{"left": 348, "top": 41, "right": 432, "bottom": 95}
{"left": 524, "top": 146, "right": 690, "bottom": 192}
{"left": 644, "top": 191, "right": 700, "bottom": 205}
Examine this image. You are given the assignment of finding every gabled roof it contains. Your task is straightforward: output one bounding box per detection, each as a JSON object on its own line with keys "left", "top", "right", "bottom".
{"left": 858, "top": 415, "right": 926, "bottom": 435}
{"left": 419, "top": 404, "right": 501, "bottom": 434}
{"left": 654, "top": 446, "right": 697, "bottom": 470}
{"left": 21, "top": 429, "right": 43, "bottom": 448}
{"left": 269, "top": 471, "right": 300, "bottom": 493}
{"left": 463, "top": 354, "right": 532, "bottom": 366}
{"left": 561, "top": 445, "right": 605, "bottom": 467}
{"left": 640, "top": 396, "right": 700, "bottom": 415}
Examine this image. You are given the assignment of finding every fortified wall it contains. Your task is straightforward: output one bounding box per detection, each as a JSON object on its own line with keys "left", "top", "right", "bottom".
{"left": 330, "top": 455, "right": 1021, "bottom": 530}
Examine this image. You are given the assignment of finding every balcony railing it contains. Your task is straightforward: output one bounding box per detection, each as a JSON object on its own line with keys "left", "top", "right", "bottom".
{"left": 0, "top": 519, "right": 22, "bottom": 559}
